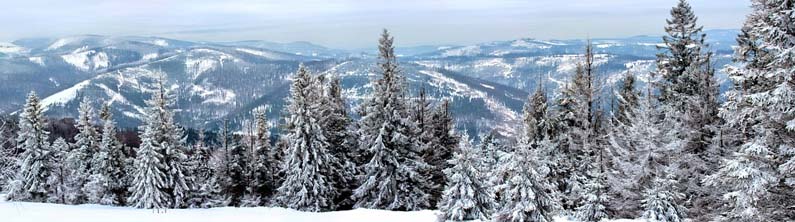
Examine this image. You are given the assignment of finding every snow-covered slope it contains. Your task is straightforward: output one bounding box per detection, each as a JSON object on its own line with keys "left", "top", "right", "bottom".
{"left": 0, "top": 194, "right": 640, "bottom": 222}
{"left": 37, "top": 46, "right": 327, "bottom": 128}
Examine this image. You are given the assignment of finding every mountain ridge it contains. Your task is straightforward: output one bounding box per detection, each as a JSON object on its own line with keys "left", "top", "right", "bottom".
{"left": 0, "top": 29, "right": 740, "bottom": 136}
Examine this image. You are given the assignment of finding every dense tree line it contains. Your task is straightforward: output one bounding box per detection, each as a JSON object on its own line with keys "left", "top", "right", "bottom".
{"left": 1, "top": 1, "right": 794, "bottom": 221}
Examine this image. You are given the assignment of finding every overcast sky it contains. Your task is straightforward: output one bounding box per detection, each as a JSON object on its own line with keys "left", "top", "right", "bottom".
{"left": 0, "top": 0, "right": 750, "bottom": 49}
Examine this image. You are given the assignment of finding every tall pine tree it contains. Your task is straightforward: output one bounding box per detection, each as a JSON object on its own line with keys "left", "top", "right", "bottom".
{"left": 655, "top": 1, "right": 720, "bottom": 215}
{"left": 422, "top": 100, "right": 458, "bottom": 208}
{"left": 250, "top": 108, "right": 276, "bottom": 205}
{"left": 67, "top": 98, "right": 98, "bottom": 204}
{"left": 317, "top": 75, "right": 357, "bottom": 209}
{"left": 273, "top": 64, "right": 338, "bottom": 212}
{"left": 353, "top": 29, "right": 430, "bottom": 211}
{"left": 705, "top": 1, "right": 795, "bottom": 220}
{"left": 6, "top": 92, "right": 51, "bottom": 202}
{"left": 128, "top": 78, "right": 189, "bottom": 209}
{"left": 85, "top": 103, "right": 128, "bottom": 205}
{"left": 47, "top": 137, "right": 69, "bottom": 204}
{"left": 551, "top": 43, "right": 601, "bottom": 212}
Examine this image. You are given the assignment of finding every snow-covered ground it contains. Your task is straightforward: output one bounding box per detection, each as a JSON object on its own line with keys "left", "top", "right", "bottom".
{"left": 0, "top": 194, "right": 641, "bottom": 222}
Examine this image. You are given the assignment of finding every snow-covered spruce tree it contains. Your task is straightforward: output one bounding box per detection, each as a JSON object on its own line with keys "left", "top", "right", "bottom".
{"left": 66, "top": 98, "right": 99, "bottom": 204}
{"left": 437, "top": 133, "right": 493, "bottom": 222}
{"left": 606, "top": 73, "right": 643, "bottom": 218}
{"left": 551, "top": 44, "right": 600, "bottom": 212}
{"left": 272, "top": 64, "right": 338, "bottom": 212}
{"left": 524, "top": 84, "right": 555, "bottom": 145}
{"left": 156, "top": 83, "right": 190, "bottom": 208}
{"left": 422, "top": 100, "right": 459, "bottom": 208}
{"left": 641, "top": 174, "right": 686, "bottom": 222}
{"left": 493, "top": 130, "right": 557, "bottom": 222}
{"left": 353, "top": 29, "right": 430, "bottom": 211}
{"left": 615, "top": 73, "right": 640, "bottom": 126}
{"left": 413, "top": 87, "right": 433, "bottom": 147}
{"left": 204, "top": 132, "right": 236, "bottom": 208}
{"left": 85, "top": 103, "right": 128, "bottom": 205}
{"left": 609, "top": 80, "right": 684, "bottom": 218}
{"left": 575, "top": 163, "right": 609, "bottom": 222}
{"left": 186, "top": 127, "right": 222, "bottom": 208}
{"left": 316, "top": 75, "right": 357, "bottom": 209}
{"left": 0, "top": 117, "right": 19, "bottom": 191}
{"left": 127, "top": 124, "right": 167, "bottom": 209}
{"left": 656, "top": 0, "right": 712, "bottom": 105}
{"left": 212, "top": 119, "right": 245, "bottom": 207}
{"left": 655, "top": 1, "right": 720, "bottom": 215}
{"left": 6, "top": 92, "right": 51, "bottom": 202}
{"left": 249, "top": 108, "right": 276, "bottom": 206}
{"left": 477, "top": 131, "right": 503, "bottom": 179}
{"left": 481, "top": 131, "right": 513, "bottom": 205}
{"left": 413, "top": 87, "right": 437, "bottom": 207}
{"left": 226, "top": 133, "right": 250, "bottom": 207}
{"left": 47, "top": 137, "right": 69, "bottom": 204}
{"left": 705, "top": 1, "right": 795, "bottom": 220}
{"left": 129, "top": 78, "right": 189, "bottom": 209}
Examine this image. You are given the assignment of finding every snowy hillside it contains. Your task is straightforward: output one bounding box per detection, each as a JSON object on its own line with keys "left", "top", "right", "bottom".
{"left": 0, "top": 194, "right": 642, "bottom": 222}
{"left": 0, "top": 30, "right": 739, "bottom": 133}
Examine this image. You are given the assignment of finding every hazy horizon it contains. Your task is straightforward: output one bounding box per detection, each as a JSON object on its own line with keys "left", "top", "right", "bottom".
{"left": 1, "top": 0, "right": 750, "bottom": 49}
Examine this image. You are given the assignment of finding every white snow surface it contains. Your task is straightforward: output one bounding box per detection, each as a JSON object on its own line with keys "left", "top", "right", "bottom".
{"left": 28, "top": 57, "right": 45, "bottom": 66}
{"left": 40, "top": 80, "right": 91, "bottom": 110}
{"left": 0, "top": 42, "right": 27, "bottom": 54}
{"left": 152, "top": 39, "right": 169, "bottom": 47}
{"left": 61, "top": 50, "right": 110, "bottom": 71}
{"left": 235, "top": 48, "right": 295, "bottom": 60}
{"left": 142, "top": 53, "right": 159, "bottom": 60}
{"left": 0, "top": 195, "right": 642, "bottom": 222}
{"left": 46, "top": 38, "right": 74, "bottom": 51}
{"left": 442, "top": 45, "right": 482, "bottom": 57}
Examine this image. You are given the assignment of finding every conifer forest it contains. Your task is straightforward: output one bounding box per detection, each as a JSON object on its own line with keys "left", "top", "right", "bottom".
{"left": 0, "top": 0, "right": 793, "bottom": 221}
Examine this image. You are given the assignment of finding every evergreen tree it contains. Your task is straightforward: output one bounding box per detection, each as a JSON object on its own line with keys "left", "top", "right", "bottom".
{"left": 705, "top": 1, "right": 795, "bottom": 220}
{"left": 273, "top": 65, "right": 338, "bottom": 212}
{"left": 615, "top": 73, "right": 640, "bottom": 126}
{"left": 250, "top": 108, "right": 276, "bottom": 205}
{"left": 317, "top": 75, "right": 357, "bottom": 209}
{"left": 524, "top": 85, "right": 554, "bottom": 144}
{"left": 67, "top": 98, "right": 98, "bottom": 204}
{"left": 353, "top": 29, "right": 430, "bottom": 211}
{"left": 47, "top": 137, "right": 69, "bottom": 204}
{"left": 422, "top": 100, "right": 458, "bottom": 208}
{"left": 6, "top": 92, "right": 51, "bottom": 202}
{"left": 206, "top": 131, "right": 236, "bottom": 207}
{"left": 128, "top": 78, "right": 189, "bottom": 209}
{"left": 642, "top": 175, "right": 686, "bottom": 222}
{"left": 551, "top": 44, "right": 600, "bottom": 212}
{"left": 226, "top": 133, "right": 249, "bottom": 207}
{"left": 477, "top": 131, "right": 503, "bottom": 179}
{"left": 655, "top": 1, "right": 720, "bottom": 216}
{"left": 609, "top": 80, "right": 685, "bottom": 218}
{"left": 0, "top": 118, "right": 19, "bottom": 191}
{"left": 480, "top": 131, "right": 512, "bottom": 205}
{"left": 493, "top": 134, "right": 557, "bottom": 222}
{"left": 85, "top": 103, "right": 128, "bottom": 205}
{"left": 127, "top": 126, "right": 167, "bottom": 209}
{"left": 606, "top": 73, "right": 643, "bottom": 218}
{"left": 576, "top": 159, "right": 610, "bottom": 222}
{"left": 437, "top": 133, "right": 493, "bottom": 222}
{"left": 186, "top": 127, "right": 222, "bottom": 208}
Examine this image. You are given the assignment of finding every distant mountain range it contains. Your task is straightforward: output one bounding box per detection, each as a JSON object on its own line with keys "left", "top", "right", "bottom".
{"left": 0, "top": 29, "right": 739, "bottom": 136}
